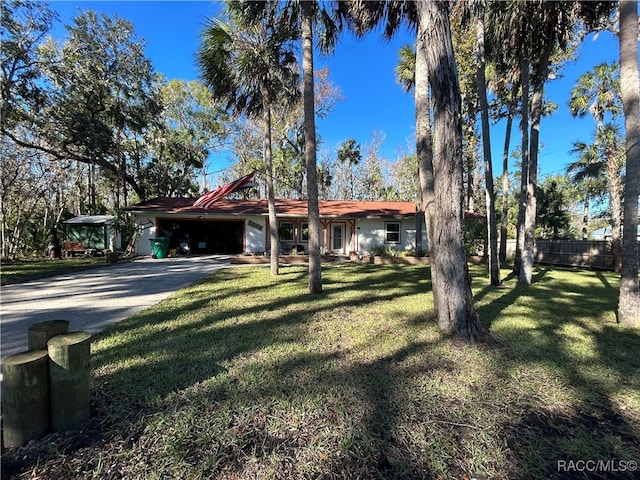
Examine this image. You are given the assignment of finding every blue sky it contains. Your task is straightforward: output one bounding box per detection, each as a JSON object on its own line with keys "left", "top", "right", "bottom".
{"left": 49, "top": 1, "right": 622, "bottom": 186}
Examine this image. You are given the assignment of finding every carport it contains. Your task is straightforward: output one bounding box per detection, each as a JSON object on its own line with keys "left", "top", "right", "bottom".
{"left": 156, "top": 218, "right": 244, "bottom": 254}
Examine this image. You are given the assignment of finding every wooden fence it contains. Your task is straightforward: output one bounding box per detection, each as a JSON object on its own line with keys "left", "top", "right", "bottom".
{"left": 504, "top": 239, "right": 640, "bottom": 271}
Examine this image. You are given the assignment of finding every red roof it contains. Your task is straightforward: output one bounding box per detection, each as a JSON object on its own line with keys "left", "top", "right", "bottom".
{"left": 126, "top": 197, "right": 418, "bottom": 219}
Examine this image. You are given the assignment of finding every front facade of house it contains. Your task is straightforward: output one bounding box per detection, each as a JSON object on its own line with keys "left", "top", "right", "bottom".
{"left": 125, "top": 198, "right": 427, "bottom": 257}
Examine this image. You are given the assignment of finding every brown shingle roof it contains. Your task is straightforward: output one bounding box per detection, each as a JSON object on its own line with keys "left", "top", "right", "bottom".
{"left": 126, "top": 197, "right": 418, "bottom": 219}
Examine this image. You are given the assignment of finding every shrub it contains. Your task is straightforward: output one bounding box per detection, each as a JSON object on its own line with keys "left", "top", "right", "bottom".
{"left": 370, "top": 244, "right": 398, "bottom": 257}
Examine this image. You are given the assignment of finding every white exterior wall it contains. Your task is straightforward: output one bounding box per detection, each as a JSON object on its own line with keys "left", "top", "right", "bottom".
{"left": 131, "top": 212, "right": 424, "bottom": 256}
{"left": 244, "top": 216, "right": 267, "bottom": 254}
{"left": 356, "top": 218, "right": 427, "bottom": 254}
{"left": 134, "top": 213, "right": 158, "bottom": 256}
{"left": 131, "top": 213, "right": 268, "bottom": 256}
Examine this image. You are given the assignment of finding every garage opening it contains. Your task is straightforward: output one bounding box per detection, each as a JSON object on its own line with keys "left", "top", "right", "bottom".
{"left": 157, "top": 219, "right": 244, "bottom": 254}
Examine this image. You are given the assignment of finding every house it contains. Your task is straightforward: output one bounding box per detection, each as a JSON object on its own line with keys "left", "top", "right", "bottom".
{"left": 124, "top": 198, "right": 427, "bottom": 257}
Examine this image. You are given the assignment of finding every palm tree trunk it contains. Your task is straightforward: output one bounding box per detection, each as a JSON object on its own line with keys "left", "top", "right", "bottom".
{"left": 499, "top": 108, "right": 513, "bottom": 262}
{"left": 606, "top": 152, "right": 623, "bottom": 272}
{"left": 513, "top": 57, "right": 529, "bottom": 278}
{"left": 415, "top": 14, "right": 438, "bottom": 316}
{"left": 581, "top": 191, "right": 590, "bottom": 240}
{"left": 475, "top": 4, "right": 500, "bottom": 286}
{"left": 302, "top": 1, "right": 322, "bottom": 294}
{"left": 617, "top": 0, "right": 640, "bottom": 327}
{"left": 417, "top": 0, "right": 493, "bottom": 344}
{"left": 466, "top": 126, "right": 477, "bottom": 212}
{"left": 521, "top": 27, "right": 552, "bottom": 285}
{"left": 262, "top": 87, "right": 279, "bottom": 276}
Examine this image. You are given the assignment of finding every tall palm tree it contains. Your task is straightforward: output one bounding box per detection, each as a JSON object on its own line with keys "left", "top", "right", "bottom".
{"left": 494, "top": 80, "right": 520, "bottom": 262}
{"left": 395, "top": 44, "right": 415, "bottom": 93}
{"left": 300, "top": 0, "right": 324, "bottom": 293}
{"left": 568, "top": 127, "right": 624, "bottom": 271}
{"left": 617, "top": 0, "right": 640, "bottom": 326}
{"left": 567, "top": 139, "right": 607, "bottom": 239}
{"left": 337, "top": 138, "right": 361, "bottom": 198}
{"left": 393, "top": 43, "right": 427, "bottom": 255}
{"left": 569, "top": 62, "right": 623, "bottom": 266}
{"left": 599, "top": 124, "right": 625, "bottom": 270}
{"left": 234, "top": 0, "right": 341, "bottom": 293}
{"left": 488, "top": 0, "right": 616, "bottom": 285}
{"left": 348, "top": 0, "right": 438, "bottom": 312}
{"left": 481, "top": 35, "right": 522, "bottom": 262}
{"left": 569, "top": 62, "right": 621, "bottom": 136}
{"left": 473, "top": 0, "right": 500, "bottom": 286}
{"left": 197, "top": 7, "right": 299, "bottom": 276}
{"left": 344, "top": 0, "right": 494, "bottom": 344}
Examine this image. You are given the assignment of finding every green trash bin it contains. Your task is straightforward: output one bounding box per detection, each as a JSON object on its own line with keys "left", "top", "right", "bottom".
{"left": 150, "top": 237, "right": 170, "bottom": 259}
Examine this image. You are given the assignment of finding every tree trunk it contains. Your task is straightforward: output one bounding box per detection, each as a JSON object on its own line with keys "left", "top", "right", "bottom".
{"left": 617, "top": 0, "right": 640, "bottom": 327}
{"left": 581, "top": 191, "right": 590, "bottom": 240}
{"left": 499, "top": 107, "right": 513, "bottom": 262}
{"left": 263, "top": 88, "right": 279, "bottom": 276}
{"left": 415, "top": 15, "right": 438, "bottom": 316}
{"left": 475, "top": 4, "right": 500, "bottom": 286}
{"left": 466, "top": 126, "right": 477, "bottom": 212}
{"left": 418, "top": 0, "right": 494, "bottom": 344}
{"left": 302, "top": 1, "right": 322, "bottom": 294}
{"left": 513, "top": 57, "right": 529, "bottom": 278}
{"left": 520, "top": 29, "right": 552, "bottom": 285}
{"left": 606, "top": 150, "right": 623, "bottom": 273}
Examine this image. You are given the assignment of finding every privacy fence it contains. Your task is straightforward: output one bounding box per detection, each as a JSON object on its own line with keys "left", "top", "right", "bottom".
{"left": 505, "top": 239, "right": 640, "bottom": 271}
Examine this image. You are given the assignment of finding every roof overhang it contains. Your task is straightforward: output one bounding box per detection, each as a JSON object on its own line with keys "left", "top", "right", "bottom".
{"left": 63, "top": 215, "right": 115, "bottom": 225}
{"left": 125, "top": 198, "right": 418, "bottom": 219}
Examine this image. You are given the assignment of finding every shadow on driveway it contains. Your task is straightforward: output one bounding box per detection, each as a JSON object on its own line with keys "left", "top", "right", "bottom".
{"left": 1, "top": 255, "right": 232, "bottom": 361}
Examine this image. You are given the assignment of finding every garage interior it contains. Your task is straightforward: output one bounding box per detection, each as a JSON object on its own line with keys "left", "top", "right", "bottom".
{"left": 157, "top": 219, "right": 244, "bottom": 254}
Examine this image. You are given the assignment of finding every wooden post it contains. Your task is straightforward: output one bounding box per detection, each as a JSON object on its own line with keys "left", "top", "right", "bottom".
{"left": 47, "top": 332, "right": 92, "bottom": 432}
{"left": 28, "top": 320, "right": 69, "bottom": 351}
{"left": 2, "top": 350, "right": 50, "bottom": 447}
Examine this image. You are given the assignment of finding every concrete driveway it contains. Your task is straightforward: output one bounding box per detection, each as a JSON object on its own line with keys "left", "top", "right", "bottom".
{"left": 1, "top": 255, "right": 232, "bottom": 361}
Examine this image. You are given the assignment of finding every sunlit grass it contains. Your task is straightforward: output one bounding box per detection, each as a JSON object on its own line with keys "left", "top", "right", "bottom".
{"left": 3, "top": 263, "right": 639, "bottom": 480}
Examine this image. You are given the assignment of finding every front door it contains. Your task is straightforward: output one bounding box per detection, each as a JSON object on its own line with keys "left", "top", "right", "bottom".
{"left": 332, "top": 223, "right": 345, "bottom": 254}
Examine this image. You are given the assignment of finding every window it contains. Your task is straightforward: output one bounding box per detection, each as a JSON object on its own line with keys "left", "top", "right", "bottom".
{"left": 385, "top": 222, "right": 401, "bottom": 243}
{"left": 299, "top": 222, "right": 309, "bottom": 242}
{"left": 278, "top": 221, "right": 294, "bottom": 241}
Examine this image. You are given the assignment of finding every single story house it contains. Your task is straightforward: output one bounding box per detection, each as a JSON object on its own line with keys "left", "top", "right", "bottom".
{"left": 125, "top": 198, "right": 428, "bottom": 257}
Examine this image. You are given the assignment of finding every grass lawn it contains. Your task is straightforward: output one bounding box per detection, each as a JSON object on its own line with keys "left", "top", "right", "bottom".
{"left": 1, "top": 257, "right": 107, "bottom": 285}
{"left": 2, "top": 263, "right": 638, "bottom": 479}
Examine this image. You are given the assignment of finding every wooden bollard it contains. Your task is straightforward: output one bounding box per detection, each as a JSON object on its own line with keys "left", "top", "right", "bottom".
{"left": 28, "top": 320, "right": 69, "bottom": 351}
{"left": 47, "top": 332, "right": 92, "bottom": 432}
{"left": 2, "top": 350, "right": 50, "bottom": 447}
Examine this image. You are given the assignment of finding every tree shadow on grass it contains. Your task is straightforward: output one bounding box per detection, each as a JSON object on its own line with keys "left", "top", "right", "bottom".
{"left": 499, "top": 321, "right": 640, "bottom": 479}
{"left": 3, "top": 264, "right": 637, "bottom": 480}
{"left": 1, "top": 264, "right": 433, "bottom": 478}
{"left": 477, "top": 267, "right": 640, "bottom": 479}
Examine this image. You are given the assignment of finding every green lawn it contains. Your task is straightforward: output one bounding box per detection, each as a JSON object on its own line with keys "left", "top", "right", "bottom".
{"left": 1, "top": 257, "right": 107, "bottom": 285}
{"left": 2, "top": 264, "right": 639, "bottom": 479}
